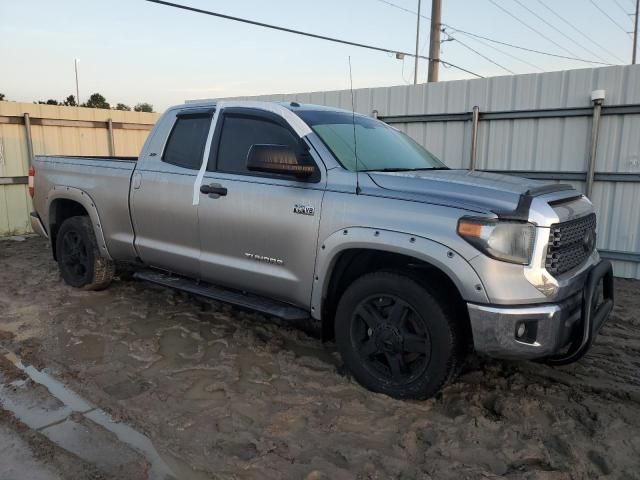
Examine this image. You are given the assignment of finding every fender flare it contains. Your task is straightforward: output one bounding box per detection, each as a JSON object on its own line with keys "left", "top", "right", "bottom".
{"left": 45, "top": 186, "right": 112, "bottom": 260}
{"left": 310, "top": 227, "right": 489, "bottom": 319}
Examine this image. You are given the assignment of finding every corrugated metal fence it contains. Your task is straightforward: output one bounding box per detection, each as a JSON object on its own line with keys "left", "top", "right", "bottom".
{"left": 0, "top": 102, "right": 158, "bottom": 236}
{"left": 219, "top": 65, "right": 640, "bottom": 279}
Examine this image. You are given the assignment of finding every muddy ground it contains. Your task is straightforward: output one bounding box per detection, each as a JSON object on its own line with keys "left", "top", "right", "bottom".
{"left": 0, "top": 236, "right": 639, "bottom": 480}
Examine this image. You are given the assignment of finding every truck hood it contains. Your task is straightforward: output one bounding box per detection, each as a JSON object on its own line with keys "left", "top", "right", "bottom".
{"left": 367, "top": 169, "right": 555, "bottom": 215}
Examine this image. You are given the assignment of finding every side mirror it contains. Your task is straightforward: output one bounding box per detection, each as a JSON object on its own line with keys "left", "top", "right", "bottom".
{"left": 246, "top": 144, "right": 315, "bottom": 179}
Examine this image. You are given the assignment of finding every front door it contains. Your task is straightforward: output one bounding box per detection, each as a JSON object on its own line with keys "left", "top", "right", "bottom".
{"left": 197, "top": 108, "right": 325, "bottom": 307}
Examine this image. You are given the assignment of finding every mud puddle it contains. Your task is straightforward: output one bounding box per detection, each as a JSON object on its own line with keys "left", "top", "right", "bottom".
{"left": 0, "top": 349, "right": 211, "bottom": 480}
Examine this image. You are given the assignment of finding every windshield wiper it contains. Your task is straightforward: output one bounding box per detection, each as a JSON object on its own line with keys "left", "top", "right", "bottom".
{"left": 361, "top": 167, "right": 449, "bottom": 172}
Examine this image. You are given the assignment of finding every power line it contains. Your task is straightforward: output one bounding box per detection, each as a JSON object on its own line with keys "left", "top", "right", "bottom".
{"left": 611, "top": 0, "right": 633, "bottom": 18}
{"left": 589, "top": 0, "right": 632, "bottom": 34}
{"left": 452, "top": 29, "right": 544, "bottom": 71}
{"left": 445, "top": 32, "right": 516, "bottom": 74}
{"left": 446, "top": 28, "right": 613, "bottom": 65}
{"left": 536, "top": 0, "right": 626, "bottom": 64}
{"left": 486, "top": 0, "right": 586, "bottom": 59}
{"left": 143, "top": 0, "right": 484, "bottom": 78}
{"left": 375, "top": 0, "right": 421, "bottom": 16}
{"left": 511, "top": 0, "right": 613, "bottom": 64}
{"left": 372, "top": 0, "right": 613, "bottom": 65}
{"left": 400, "top": 56, "right": 413, "bottom": 84}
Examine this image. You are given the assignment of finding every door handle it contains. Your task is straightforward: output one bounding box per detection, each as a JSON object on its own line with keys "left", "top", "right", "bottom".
{"left": 200, "top": 183, "right": 227, "bottom": 198}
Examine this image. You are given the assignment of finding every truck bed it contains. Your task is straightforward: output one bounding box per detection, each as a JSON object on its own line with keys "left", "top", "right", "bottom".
{"left": 35, "top": 154, "right": 138, "bottom": 162}
{"left": 32, "top": 155, "right": 139, "bottom": 261}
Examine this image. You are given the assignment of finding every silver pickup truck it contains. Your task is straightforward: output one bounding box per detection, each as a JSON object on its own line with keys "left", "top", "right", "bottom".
{"left": 29, "top": 100, "right": 614, "bottom": 399}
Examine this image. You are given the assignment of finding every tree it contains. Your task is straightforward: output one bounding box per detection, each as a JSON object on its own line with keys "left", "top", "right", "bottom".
{"left": 0, "top": 93, "right": 5, "bottom": 101}
{"left": 84, "top": 93, "right": 110, "bottom": 109}
{"left": 37, "top": 99, "right": 59, "bottom": 105}
{"left": 134, "top": 102, "right": 153, "bottom": 113}
{"left": 63, "top": 95, "right": 77, "bottom": 107}
{"left": 116, "top": 103, "right": 131, "bottom": 111}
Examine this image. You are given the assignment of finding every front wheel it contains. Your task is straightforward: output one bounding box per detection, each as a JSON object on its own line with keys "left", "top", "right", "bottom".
{"left": 56, "top": 216, "right": 115, "bottom": 290}
{"left": 335, "top": 271, "right": 464, "bottom": 400}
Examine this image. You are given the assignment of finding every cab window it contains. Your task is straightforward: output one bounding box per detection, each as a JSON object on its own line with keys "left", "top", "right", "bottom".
{"left": 213, "top": 114, "right": 300, "bottom": 175}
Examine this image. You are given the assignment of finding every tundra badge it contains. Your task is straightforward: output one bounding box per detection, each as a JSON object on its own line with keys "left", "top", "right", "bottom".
{"left": 244, "top": 253, "right": 284, "bottom": 265}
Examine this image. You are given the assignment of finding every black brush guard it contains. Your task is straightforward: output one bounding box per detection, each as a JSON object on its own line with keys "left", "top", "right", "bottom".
{"left": 544, "top": 259, "right": 614, "bottom": 366}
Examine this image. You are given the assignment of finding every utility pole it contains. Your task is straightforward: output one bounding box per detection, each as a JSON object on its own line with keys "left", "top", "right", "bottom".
{"left": 413, "top": 0, "right": 422, "bottom": 84}
{"left": 633, "top": 0, "right": 639, "bottom": 64}
{"left": 74, "top": 58, "right": 81, "bottom": 106}
{"left": 427, "top": 0, "right": 442, "bottom": 82}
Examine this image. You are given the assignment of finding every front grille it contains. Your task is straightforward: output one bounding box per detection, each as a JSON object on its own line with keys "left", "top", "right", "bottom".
{"left": 546, "top": 213, "right": 596, "bottom": 276}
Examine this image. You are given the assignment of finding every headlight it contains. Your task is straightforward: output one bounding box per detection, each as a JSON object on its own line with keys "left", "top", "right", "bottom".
{"left": 457, "top": 218, "right": 536, "bottom": 265}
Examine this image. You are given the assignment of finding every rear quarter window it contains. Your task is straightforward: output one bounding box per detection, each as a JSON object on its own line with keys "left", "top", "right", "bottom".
{"left": 162, "top": 114, "right": 211, "bottom": 170}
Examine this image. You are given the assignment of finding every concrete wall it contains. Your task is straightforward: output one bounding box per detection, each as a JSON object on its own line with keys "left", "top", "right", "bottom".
{"left": 0, "top": 102, "right": 159, "bottom": 236}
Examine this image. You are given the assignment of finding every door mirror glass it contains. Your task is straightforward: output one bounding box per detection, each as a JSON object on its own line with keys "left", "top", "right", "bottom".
{"left": 246, "top": 144, "right": 315, "bottom": 178}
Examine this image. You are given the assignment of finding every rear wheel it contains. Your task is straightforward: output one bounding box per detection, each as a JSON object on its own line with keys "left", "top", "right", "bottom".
{"left": 335, "top": 271, "right": 463, "bottom": 399}
{"left": 56, "top": 216, "right": 115, "bottom": 290}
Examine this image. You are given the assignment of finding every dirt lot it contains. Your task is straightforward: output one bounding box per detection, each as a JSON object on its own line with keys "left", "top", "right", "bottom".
{"left": 1, "top": 236, "right": 639, "bottom": 480}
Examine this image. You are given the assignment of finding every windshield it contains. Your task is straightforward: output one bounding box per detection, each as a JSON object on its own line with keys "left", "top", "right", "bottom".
{"left": 296, "top": 110, "right": 447, "bottom": 172}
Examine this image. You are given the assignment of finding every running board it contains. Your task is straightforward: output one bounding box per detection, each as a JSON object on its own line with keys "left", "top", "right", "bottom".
{"left": 133, "top": 270, "right": 310, "bottom": 321}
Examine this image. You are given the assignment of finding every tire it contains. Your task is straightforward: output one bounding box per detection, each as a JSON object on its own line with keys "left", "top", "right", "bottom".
{"left": 335, "top": 271, "right": 464, "bottom": 400}
{"left": 56, "top": 216, "right": 115, "bottom": 290}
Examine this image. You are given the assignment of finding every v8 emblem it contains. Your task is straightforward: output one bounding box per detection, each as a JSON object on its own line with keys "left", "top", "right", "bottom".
{"left": 293, "top": 204, "right": 315, "bottom": 216}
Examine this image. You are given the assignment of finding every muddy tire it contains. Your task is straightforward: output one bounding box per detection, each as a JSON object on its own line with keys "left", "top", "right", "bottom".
{"left": 56, "top": 216, "right": 115, "bottom": 290}
{"left": 335, "top": 271, "right": 463, "bottom": 400}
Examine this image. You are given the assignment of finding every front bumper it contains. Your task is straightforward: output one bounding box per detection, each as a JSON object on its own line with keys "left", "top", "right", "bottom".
{"left": 468, "top": 259, "right": 614, "bottom": 362}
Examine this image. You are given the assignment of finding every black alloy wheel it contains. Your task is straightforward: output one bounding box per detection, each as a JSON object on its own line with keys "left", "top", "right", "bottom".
{"left": 351, "top": 294, "right": 431, "bottom": 383}
{"left": 60, "top": 229, "right": 90, "bottom": 282}
{"left": 335, "top": 271, "right": 464, "bottom": 399}
{"left": 55, "top": 216, "right": 115, "bottom": 290}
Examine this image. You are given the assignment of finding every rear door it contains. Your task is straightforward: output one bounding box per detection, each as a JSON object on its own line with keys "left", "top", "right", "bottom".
{"left": 197, "top": 108, "right": 325, "bottom": 307}
{"left": 131, "top": 109, "right": 212, "bottom": 276}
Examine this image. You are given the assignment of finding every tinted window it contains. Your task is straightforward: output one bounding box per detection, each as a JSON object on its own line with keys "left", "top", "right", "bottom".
{"left": 163, "top": 115, "right": 211, "bottom": 170}
{"left": 214, "top": 115, "right": 300, "bottom": 174}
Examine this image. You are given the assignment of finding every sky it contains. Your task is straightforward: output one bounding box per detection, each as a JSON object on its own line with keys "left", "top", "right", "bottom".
{"left": 1, "top": 0, "right": 637, "bottom": 111}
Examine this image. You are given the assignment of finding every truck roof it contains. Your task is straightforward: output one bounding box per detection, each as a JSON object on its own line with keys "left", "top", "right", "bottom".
{"left": 179, "top": 99, "right": 359, "bottom": 116}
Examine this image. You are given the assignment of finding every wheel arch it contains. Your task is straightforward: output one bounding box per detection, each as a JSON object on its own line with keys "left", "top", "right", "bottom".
{"left": 46, "top": 187, "right": 112, "bottom": 261}
{"left": 312, "top": 228, "right": 489, "bottom": 341}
